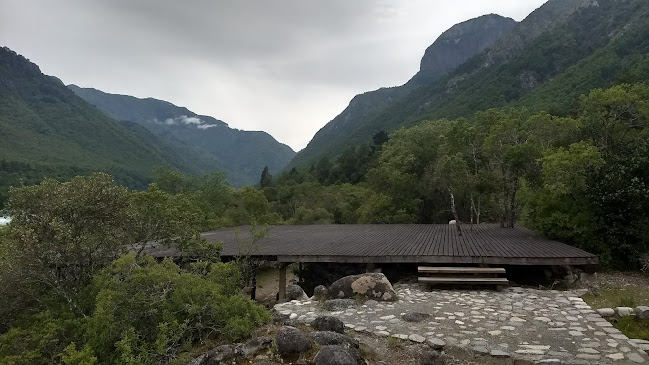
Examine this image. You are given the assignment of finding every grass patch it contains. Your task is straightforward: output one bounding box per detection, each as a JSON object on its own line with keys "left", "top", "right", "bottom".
{"left": 614, "top": 316, "right": 649, "bottom": 341}
{"left": 583, "top": 287, "right": 649, "bottom": 340}
{"left": 582, "top": 288, "right": 649, "bottom": 309}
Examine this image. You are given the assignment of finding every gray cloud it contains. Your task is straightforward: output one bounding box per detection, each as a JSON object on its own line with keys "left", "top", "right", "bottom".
{"left": 0, "top": 0, "right": 547, "bottom": 150}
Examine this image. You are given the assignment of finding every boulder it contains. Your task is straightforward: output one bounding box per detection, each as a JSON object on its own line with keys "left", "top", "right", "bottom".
{"left": 636, "top": 306, "right": 649, "bottom": 320}
{"left": 272, "top": 312, "right": 297, "bottom": 327}
{"left": 286, "top": 284, "right": 308, "bottom": 301}
{"left": 427, "top": 338, "right": 446, "bottom": 350}
{"left": 239, "top": 336, "right": 273, "bottom": 357}
{"left": 597, "top": 308, "right": 615, "bottom": 317}
{"left": 187, "top": 355, "right": 206, "bottom": 365}
{"left": 314, "top": 345, "right": 361, "bottom": 365}
{"left": 616, "top": 307, "right": 634, "bottom": 316}
{"left": 312, "top": 285, "right": 328, "bottom": 301}
{"left": 324, "top": 299, "right": 357, "bottom": 311}
{"left": 402, "top": 312, "right": 431, "bottom": 322}
{"left": 312, "top": 316, "right": 345, "bottom": 333}
{"left": 327, "top": 273, "right": 397, "bottom": 301}
{"left": 201, "top": 344, "right": 239, "bottom": 365}
{"left": 311, "top": 331, "right": 359, "bottom": 349}
{"left": 420, "top": 350, "right": 446, "bottom": 365}
{"left": 275, "top": 326, "right": 312, "bottom": 355}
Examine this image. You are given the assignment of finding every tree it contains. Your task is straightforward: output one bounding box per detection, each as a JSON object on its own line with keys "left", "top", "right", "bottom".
{"left": 480, "top": 109, "right": 541, "bottom": 228}
{"left": 259, "top": 166, "right": 273, "bottom": 188}
{"left": 1, "top": 173, "right": 214, "bottom": 318}
{"left": 3, "top": 173, "right": 130, "bottom": 315}
{"left": 579, "top": 84, "right": 649, "bottom": 157}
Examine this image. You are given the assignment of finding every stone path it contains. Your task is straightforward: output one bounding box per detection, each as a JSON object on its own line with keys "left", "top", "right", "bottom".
{"left": 274, "top": 284, "right": 649, "bottom": 364}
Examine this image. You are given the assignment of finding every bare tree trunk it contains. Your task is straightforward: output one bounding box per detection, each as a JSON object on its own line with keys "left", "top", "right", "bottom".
{"left": 508, "top": 187, "right": 517, "bottom": 228}
{"left": 500, "top": 186, "right": 508, "bottom": 228}
{"left": 476, "top": 197, "right": 481, "bottom": 224}
{"left": 449, "top": 188, "right": 462, "bottom": 236}
{"left": 469, "top": 192, "right": 475, "bottom": 224}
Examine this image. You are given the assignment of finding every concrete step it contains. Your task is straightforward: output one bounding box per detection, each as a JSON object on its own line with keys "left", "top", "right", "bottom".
{"left": 418, "top": 266, "right": 506, "bottom": 274}
{"left": 418, "top": 277, "right": 509, "bottom": 285}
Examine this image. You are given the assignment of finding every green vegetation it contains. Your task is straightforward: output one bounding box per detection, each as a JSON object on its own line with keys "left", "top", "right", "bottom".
{"left": 0, "top": 174, "right": 268, "bottom": 364}
{"left": 583, "top": 289, "right": 649, "bottom": 310}
{"left": 614, "top": 316, "right": 649, "bottom": 341}
{"left": 584, "top": 290, "right": 649, "bottom": 341}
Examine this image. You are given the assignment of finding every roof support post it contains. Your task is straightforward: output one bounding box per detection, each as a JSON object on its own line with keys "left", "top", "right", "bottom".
{"left": 278, "top": 263, "right": 288, "bottom": 303}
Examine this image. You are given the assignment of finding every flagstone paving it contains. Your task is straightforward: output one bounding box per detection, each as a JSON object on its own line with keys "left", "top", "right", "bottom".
{"left": 274, "top": 284, "right": 649, "bottom": 364}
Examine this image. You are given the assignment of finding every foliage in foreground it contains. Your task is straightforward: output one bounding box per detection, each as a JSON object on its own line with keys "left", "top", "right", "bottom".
{"left": 0, "top": 174, "right": 269, "bottom": 365}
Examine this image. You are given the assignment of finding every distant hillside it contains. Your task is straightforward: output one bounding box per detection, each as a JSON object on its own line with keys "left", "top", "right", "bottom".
{"left": 69, "top": 86, "right": 296, "bottom": 186}
{"left": 290, "top": 0, "right": 649, "bottom": 168}
{"left": 0, "top": 46, "right": 206, "bottom": 204}
{"left": 288, "top": 14, "right": 517, "bottom": 168}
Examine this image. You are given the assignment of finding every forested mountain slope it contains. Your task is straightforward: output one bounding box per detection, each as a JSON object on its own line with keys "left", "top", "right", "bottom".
{"left": 288, "top": 14, "right": 516, "bottom": 168}
{"left": 69, "top": 85, "right": 296, "bottom": 186}
{"left": 0, "top": 46, "right": 204, "bottom": 205}
{"left": 291, "top": 0, "right": 649, "bottom": 168}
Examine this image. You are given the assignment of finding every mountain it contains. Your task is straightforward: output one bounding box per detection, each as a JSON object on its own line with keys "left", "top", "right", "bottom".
{"left": 290, "top": 0, "right": 649, "bottom": 168}
{"left": 288, "top": 14, "right": 517, "bottom": 168}
{"left": 68, "top": 86, "right": 295, "bottom": 186}
{"left": 0, "top": 46, "right": 206, "bottom": 194}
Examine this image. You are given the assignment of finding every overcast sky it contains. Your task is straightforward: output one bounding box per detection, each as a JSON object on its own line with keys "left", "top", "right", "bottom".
{"left": 1, "top": 0, "right": 547, "bottom": 151}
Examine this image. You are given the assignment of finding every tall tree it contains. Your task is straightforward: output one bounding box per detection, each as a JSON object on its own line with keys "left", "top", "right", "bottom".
{"left": 259, "top": 166, "right": 273, "bottom": 188}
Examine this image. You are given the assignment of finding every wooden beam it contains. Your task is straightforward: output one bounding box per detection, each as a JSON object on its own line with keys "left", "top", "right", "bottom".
{"left": 278, "top": 263, "right": 288, "bottom": 303}
{"left": 276, "top": 255, "right": 598, "bottom": 266}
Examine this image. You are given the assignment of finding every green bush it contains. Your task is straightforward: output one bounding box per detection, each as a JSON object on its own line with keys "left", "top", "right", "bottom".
{"left": 87, "top": 255, "right": 269, "bottom": 364}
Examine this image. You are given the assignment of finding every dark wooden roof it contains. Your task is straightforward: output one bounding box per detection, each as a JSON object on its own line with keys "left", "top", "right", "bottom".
{"left": 197, "top": 224, "right": 597, "bottom": 266}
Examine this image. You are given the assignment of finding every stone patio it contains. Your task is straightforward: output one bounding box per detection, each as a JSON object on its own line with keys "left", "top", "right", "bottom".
{"left": 274, "top": 284, "right": 649, "bottom": 364}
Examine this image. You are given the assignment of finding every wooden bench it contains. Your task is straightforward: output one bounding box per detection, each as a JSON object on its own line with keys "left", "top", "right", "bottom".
{"left": 418, "top": 266, "right": 508, "bottom": 290}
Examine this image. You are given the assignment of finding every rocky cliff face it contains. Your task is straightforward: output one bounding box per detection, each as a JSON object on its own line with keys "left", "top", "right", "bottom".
{"left": 288, "top": 14, "right": 517, "bottom": 168}
{"left": 417, "top": 14, "right": 516, "bottom": 82}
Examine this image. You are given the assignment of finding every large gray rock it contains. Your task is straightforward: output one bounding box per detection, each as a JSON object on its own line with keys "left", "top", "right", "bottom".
{"left": 324, "top": 299, "right": 357, "bottom": 311}
{"left": 616, "top": 306, "right": 634, "bottom": 316}
{"left": 420, "top": 350, "right": 446, "bottom": 365}
{"left": 239, "top": 336, "right": 273, "bottom": 357}
{"left": 201, "top": 344, "right": 239, "bottom": 365}
{"left": 286, "top": 284, "right": 308, "bottom": 301}
{"left": 636, "top": 306, "right": 649, "bottom": 320}
{"left": 272, "top": 312, "right": 297, "bottom": 327}
{"left": 311, "top": 331, "right": 359, "bottom": 349}
{"left": 312, "top": 285, "right": 328, "bottom": 301}
{"left": 312, "top": 316, "right": 345, "bottom": 333}
{"left": 597, "top": 308, "right": 615, "bottom": 317}
{"left": 314, "top": 345, "right": 361, "bottom": 365}
{"left": 402, "top": 312, "right": 431, "bottom": 322}
{"left": 275, "top": 326, "right": 312, "bottom": 355}
{"left": 327, "top": 273, "right": 397, "bottom": 301}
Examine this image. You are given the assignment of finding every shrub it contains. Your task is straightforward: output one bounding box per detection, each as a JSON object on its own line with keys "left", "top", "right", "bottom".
{"left": 87, "top": 255, "right": 270, "bottom": 364}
